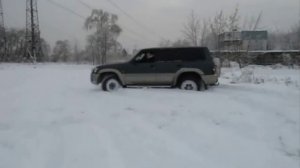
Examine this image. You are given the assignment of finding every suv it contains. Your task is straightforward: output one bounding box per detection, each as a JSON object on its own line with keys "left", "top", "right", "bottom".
{"left": 91, "top": 47, "right": 220, "bottom": 91}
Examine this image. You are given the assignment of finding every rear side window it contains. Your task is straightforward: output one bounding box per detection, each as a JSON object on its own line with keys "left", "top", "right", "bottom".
{"left": 177, "top": 48, "right": 207, "bottom": 61}
{"left": 156, "top": 50, "right": 181, "bottom": 62}
{"left": 155, "top": 48, "right": 208, "bottom": 62}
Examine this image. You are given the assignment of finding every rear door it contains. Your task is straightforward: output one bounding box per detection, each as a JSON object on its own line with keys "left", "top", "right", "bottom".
{"left": 154, "top": 49, "right": 182, "bottom": 84}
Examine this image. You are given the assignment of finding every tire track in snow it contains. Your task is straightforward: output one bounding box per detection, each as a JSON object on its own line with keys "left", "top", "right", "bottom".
{"left": 90, "top": 124, "right": 126, "bottom": 168}
{"left": 44, "top": 125, "right": 65, "bottom": 168}
{"left": 225, "top": 91, "right": 300, "bottom": 160}
{"left": 229, "top": 92, "right": 298, "bottom": 124}
{"left": 109, "top": 110, "right": 210, "bottom": 167}
{"left": 213, "top": 83, "right": 299, "bottom": 99}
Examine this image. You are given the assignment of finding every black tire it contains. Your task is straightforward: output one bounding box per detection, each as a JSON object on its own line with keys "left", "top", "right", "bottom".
{"left": 199, "top": 78, "right": 207, "bottom": 91}
{"left": 179, "top": 76, "right": 201, "bottom": 91}
{"left": 101, "top": 75, "right": 121, "bottom": 91}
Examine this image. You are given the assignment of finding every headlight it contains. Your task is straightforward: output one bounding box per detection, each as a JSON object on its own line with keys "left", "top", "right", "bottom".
{"left": 92, "top": 67, "right": 98, "bottom": 73}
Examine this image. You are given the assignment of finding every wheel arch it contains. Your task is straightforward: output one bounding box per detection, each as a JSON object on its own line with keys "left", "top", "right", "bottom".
{"left": 98, "top": 69, "right": 125, "bottom": 86}
{"left": 173, "top": 68, "right": 204, "bottom": 86}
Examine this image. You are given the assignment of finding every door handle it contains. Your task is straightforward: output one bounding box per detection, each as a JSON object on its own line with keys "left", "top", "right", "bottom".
{"left": 150, "top": 65, "right": 155, "bottom": 68}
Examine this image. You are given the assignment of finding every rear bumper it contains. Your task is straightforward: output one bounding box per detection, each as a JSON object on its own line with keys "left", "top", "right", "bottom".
{"left": 90, "top": 73, "right": 99, "bottom": 85}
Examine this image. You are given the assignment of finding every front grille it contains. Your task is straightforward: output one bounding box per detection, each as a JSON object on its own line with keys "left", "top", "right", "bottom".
{"left": 91, "top": 73, "right": 98, "bottom": 84}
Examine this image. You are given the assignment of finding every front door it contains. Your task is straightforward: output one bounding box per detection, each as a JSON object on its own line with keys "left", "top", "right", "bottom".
{"left": 123, "top": 51, "right": 157, "bottom": 85}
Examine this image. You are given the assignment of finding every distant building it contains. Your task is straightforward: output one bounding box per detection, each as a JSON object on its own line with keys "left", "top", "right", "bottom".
{"left": 219, "top": 30, "right": 268, "bottom": 51}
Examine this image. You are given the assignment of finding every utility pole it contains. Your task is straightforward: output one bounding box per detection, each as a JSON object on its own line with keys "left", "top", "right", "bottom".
{"left": 0, "top": 0, "right": 6, "bottom": 62}
{"left": 25, "top": 0, "right": 43, "bottom": 62}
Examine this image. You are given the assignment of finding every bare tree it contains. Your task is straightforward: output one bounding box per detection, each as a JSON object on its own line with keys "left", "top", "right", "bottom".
{"left": 85, "top": 9, "right": 122, "bottom": 64}
{"left": 243, "top": 12, "right": 263, "bottom": 66}
{"left": 52, "top": 40, "right": 71, "bottom": 62}
{"left": 85, "top": 34, "right": 97, "bottom": 64}
{"left": 5, "top": 28, "right": 26, "bottom": 62}
{"left": 291, "top": 24, "right": 300, "bottom": 49}
{"left": 172, "top": 39, "right": 191, "bottom": 47}
{"left": 73, "top": 41, "right": 80, "bottom": 64}
{"left": 159, "top": 39, "right": 190, "bottom": 47}
{"left": 210, "top": 10, "right": 228, "bottom": 50}
{"left": 183, "top": 11, "right": 201, "bottom": 46}
{"left": 268, "top": 23, "right": 300, "bottom": 50}
{"left": 159, "top": 39, "right": 172, "bottom": 47}
{"left": 199, "top": 19, "right": 209, "bottom": 46}
{"left": 228, "top": 5, "right": 240, "bottom": 31}
{"left": 228, "top": 6, "right": 242, "bottom": 67}
{"left": 40, "top": 38, "right": 51, "bottom": 62}
{"left": 242, "top": 16, "right": 256, "bottom": 30}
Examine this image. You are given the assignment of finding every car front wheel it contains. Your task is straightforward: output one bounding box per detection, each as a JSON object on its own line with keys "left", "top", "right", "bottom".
{"left": 102, "top": 75, "right": 121, "bottom": 91}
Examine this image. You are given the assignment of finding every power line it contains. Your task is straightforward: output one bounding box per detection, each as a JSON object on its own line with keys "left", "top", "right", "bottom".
{"left": 76, "top": 0, "right": 157, "bottom": 43}
{"left": 40, "top": 19, "right": 81, "bottom": 41}
{"left": 77, "top": 0, "right": 95, "bottom": 11}
{"left": 45, "top": 0, "right": 156, "bottom": 45}
{"left": 43, "top": 0, "right": 92, "bottom": 45}
{"left": 46, "top": 0, "right": 86, "bottom": 19}
{"left": 123, "top": 26, "right": 156, "bottom": 43}
{"left": 104, "top": 0, "right": 166, "bottom": 40}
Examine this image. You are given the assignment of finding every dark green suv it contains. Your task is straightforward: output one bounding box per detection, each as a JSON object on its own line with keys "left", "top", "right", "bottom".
{"left": 91, "top": 47, "right": 220, "bottom": 91}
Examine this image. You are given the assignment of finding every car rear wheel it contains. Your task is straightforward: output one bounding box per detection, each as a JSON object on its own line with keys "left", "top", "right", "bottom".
{"left": 179, "top": 77, "right": 200, "bottom": 91}
{"left": 102, "top": 75, "right": 121, "bottom": 92}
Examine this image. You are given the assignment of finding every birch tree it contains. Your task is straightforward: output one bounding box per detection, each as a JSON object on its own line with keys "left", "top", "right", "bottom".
{"left": 85, "top": 9, "right": 122, "bottom": 64}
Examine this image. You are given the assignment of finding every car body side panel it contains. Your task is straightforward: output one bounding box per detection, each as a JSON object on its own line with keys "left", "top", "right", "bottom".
{"left": 120, "top": 62, "right": 157, "bottom": 85}
{"left": 91, "top": 47, "right": 219, "bottom": 86}
{"left": 123, "top": 73, "right": 173, "bottom": 85}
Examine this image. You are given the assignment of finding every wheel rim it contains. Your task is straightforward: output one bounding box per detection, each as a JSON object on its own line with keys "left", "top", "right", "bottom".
{"left": 180, "top": 80, "right": 198, "bottom": 91}
{"left": 106, "top": 79, "right": 120, "bottom": 91}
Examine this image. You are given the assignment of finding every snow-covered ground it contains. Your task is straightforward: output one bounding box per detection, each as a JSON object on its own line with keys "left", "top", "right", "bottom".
{"left": 0, "top": 63, "right": 299, "bottom": 168}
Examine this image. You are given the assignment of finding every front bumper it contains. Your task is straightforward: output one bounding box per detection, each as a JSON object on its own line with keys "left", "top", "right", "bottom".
{"left": 90, "top": 73, "right": 99, "bottom": 85}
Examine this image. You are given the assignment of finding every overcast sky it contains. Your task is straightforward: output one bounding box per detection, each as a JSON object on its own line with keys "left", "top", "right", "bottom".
{"left": 2, "top": 0, "right": 300, "bottom": 51}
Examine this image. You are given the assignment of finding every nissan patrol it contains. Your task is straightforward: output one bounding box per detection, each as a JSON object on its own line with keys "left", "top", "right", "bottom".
{"left": 91, "top": 47, "right": 220, "bottom": 91}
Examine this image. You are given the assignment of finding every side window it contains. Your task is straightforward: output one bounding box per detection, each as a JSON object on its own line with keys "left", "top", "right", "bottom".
{"left": 156, "top": 50, "right": 181, "bottom": 62}
{"left": 134, "top": 51, "right": 156, "bottom": 63}
{"left": 134, "top": 52, "right": 145, "bottom": 62}
{"left": 177, "top": 49, "right": 206, "bottom": 61}
{"left": 143, "top": 52, "right": 155, "bottom": 63}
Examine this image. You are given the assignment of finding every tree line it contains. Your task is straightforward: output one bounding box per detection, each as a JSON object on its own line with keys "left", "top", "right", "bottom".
{"left": 159, "top": 6, "right": 299, "bottom": 67}
{"left": 161, "top": 6, "right": 300, "bottom": 51}
{"left": 0, "top": 9, "right": 125, "bottom": 64}
{"left": 0, "top": 7, "right": 299, "bottom": 64}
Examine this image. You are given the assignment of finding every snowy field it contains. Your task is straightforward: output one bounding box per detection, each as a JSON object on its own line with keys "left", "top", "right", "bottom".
{"left": 0, "top": 63, "right": 299, "bottom": 168}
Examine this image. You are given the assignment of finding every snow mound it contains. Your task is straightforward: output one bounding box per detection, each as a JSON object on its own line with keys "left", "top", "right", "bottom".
{"left": 222, "top": 65, "right": 300, "bottom": 88}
